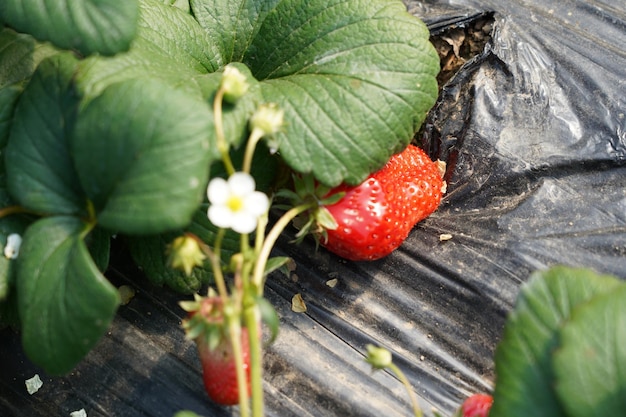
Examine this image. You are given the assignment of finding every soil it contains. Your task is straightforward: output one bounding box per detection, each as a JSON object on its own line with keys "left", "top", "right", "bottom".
{"left": 430, "top": 15, "right": 494, "bottom": 88}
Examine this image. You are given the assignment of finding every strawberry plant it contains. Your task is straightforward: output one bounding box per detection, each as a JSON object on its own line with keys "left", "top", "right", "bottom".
{"left": 3, "top": 2, "right": 620, "bottom": 417}
{"left": 0, "top": 0, "right": 440, "bottom": 410}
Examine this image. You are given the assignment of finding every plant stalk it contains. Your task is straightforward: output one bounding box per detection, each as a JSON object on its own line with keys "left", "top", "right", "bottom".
{"left": 242, "top": 128, "right": 264, "bottom": 174}
{"left": 213, "top": 88, "right": 236, "bottom": 176}
{"left": 251, "top": 203, "right": 313, "bottom": 292}
{"left": 201, "top": 229, "right": 229, "bottom": 300}
{"left": 388, "top": 362, "right": 423, "bottom": 417}
{"left": 227, "top": 317, "right": 250, "bottom": 417}
{"left": 0, "top": 205, "right": 40, "bottom": 219}
{"left": 244, "top": 305, "right": 264, "bottom": 417}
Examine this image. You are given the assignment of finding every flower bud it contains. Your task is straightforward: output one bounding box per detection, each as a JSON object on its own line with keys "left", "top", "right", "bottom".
{"left": 167, "top": 235, "right": 206, "bottom": 276}
{"left": 250, "top": 103, "right": 284, "bottom": 136}
{"left": 220, "top": 65, "right": 249, "bottom": 103}
{"left": 365, "top": 344, "right": 393, "bottom": 370}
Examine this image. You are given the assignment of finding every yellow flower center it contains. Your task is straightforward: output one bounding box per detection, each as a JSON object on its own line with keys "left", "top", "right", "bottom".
{"left": 227, "top": 195, "right": 244, "bottom": 212}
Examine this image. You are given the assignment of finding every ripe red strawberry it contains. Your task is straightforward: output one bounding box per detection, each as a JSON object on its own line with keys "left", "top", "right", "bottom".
{"left": 196, "top": 326, "right": 251, "bottom": 406}
{"left": 321, "top": 145, "right": 444, "bottom": 261}
{"left": 459, "top": 393, "right": 493, "bottom": 417}
{"left": 180, "top": 295, "right": 251, "bottom": 406}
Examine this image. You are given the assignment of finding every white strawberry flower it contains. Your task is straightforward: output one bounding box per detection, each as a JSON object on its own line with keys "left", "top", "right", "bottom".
{"left": 207, "top": 172, "right": 269, "bottom": 234}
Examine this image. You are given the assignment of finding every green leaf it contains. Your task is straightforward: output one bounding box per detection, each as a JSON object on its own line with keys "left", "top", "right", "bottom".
{"left": 190, "top": 0, "right": 279, "bottom": 63}
{"left": 264, "top": 256, "right": 290, "bottom": 276}
{"left": 553, "top": 284, "right": 626, "bottom": 417}
{"left": 71, "top": 77, "right": 215, "bottom": 234}
{"left": 163, "top": 0, "right": 191, "bottom": 13}
{"left": 5, "top": 53, "right": 87, "bottom": 216}
{"left": 75, "top": 0, "right": 221, "bottom": 100}
{"left": 0, "top": 83, "right": 22, "bottom": 149}
{"left": 135, "top": 0, "right": 220, "bottom": 73}
{"left": 257, "top": 296, "right": 279, "bottom": 344}
{"left": 16, "top": 216, "right": 120, "bottom": 375}
{"left": 85, "top": 227, "right": 111, "bottom": 273}
{"left": 192, "top": 0, "right": 440, "bottom": 186}
{"left": 0, "top": 28, "right": 58, "bottom": 89}
{"left": 0, "top": 0, "right": 139, "bottom": 56}
{"left": 0, "top": 29, "right": 57, "bottom": 167}
{"left": 490, "top": 266, "right": 622, "bottom": 417}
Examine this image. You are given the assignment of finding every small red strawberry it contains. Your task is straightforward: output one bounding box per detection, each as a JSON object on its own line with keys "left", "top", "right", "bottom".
{"left": 320, "top": 145, "right": 444, "bottom": 261}
{"left": 180, "top": 295, "right": 251, "bottom": 406}
{"left": 458, "top": 393, "right": 493, "bottom": 417}
{"left": 197, "top": 325, "right": 251, "bottom": 406}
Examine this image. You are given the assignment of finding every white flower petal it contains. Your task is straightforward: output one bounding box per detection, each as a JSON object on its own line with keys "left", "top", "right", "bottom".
{"left": 207, "top": 177, "right": 229, "bottom": 204}
{"left": 244, "top": 191, "right": 270, "bottom": 216}
{"left": 208, "top": 205, "right": 234, "bottom": 229}
{"left": 231, "top": 212, "right": 258, "bottom": 234}
{"left": 228, "top": 172, "right": 255, "bottom": 196}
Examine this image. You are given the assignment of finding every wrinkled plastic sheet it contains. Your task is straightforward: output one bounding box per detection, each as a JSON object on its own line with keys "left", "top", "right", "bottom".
{"left": 2, "top": 1, "right": 625, "bottom": 416}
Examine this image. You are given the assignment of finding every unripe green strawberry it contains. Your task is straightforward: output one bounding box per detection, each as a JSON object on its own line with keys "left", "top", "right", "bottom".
{"left": 321, "top": 145, "right": 444, "bottom": 261}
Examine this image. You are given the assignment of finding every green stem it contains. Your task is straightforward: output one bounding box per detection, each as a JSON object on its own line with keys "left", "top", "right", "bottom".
{"left": 388, "top": 363, "right": 423, "bottom": 417}
{"left": 241, "top": 233, "right": 251, "bottom": 268}
{"left": 238, "top": 215, "right": 266, "bottom": 417}
{"left": 78, "top": 219, "right": 97, "bottom": 240}
{"left": 240, "top": 233, "right": 256, "bottom": 290}
{"left": 255, "top": 213, "right": 268, "bottom": 255}
{"left": 0, "top": 205, "right": 44, "bottom": 219}
{"left": 213, "top": 227, "right": 224, "bottom": 258}
{"left": 242, "top": 128, "right": 264, "bottom": 174}
{"left": 201, "top": 228, "right": 229, "bottom": 300}
{"left": 244, "top": 305, "right": 264, "bottom": 417}
{"left": 247, "top": 213, "right": 269, "bottom": 295}
{"left": 0, "top": 206, "right": 24, "bottom": 219}
{"left": 251, "top": 203, "right": 314, "bottom": 292}
{"left": 213, "top": 88, "right": 236, "bottom": 176}
{"left": 227, "top": 316, "right": 250, "bottom": 417}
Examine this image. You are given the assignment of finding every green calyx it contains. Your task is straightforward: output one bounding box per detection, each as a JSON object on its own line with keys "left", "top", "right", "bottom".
{"left": 274, "top": 173, "right": 344, "bottom": 244}
{"left": 180, "top": 292, "right": 235, "bottom": 350}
